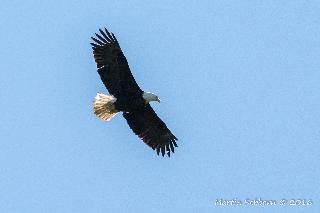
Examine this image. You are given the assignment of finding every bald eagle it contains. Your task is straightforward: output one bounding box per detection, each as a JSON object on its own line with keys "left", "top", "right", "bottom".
{"left": 90, "top": 28, "right": 178, "bottom": 157}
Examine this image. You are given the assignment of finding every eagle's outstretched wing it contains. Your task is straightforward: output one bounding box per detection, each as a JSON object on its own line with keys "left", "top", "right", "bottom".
{"left": 123, "top": 104, "right": 178, "bottom": 157}
{"left": 90, "top": 28, "right": 142, "bottom": 97}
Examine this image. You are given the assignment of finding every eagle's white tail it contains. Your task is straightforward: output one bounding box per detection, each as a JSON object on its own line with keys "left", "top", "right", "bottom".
{"left": 93, "top": 93, "right": 118, "bottom": 121}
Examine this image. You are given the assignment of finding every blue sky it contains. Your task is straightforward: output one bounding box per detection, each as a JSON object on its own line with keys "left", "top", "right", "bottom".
{"left": 0, "top": 0, "right": 319, "bottom": 212}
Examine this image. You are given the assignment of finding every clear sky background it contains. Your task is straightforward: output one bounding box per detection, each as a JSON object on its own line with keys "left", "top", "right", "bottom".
{"left": 0, "top": 1, "right": 319, "bottom": 212}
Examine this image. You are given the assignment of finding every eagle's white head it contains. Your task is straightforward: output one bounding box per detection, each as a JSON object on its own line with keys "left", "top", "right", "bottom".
{"left": 143, "top": 92, "right": 160, "bottom": 103}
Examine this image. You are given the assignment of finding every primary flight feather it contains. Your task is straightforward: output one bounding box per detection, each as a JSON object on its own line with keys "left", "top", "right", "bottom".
{"left": 90, "top": 28, "right": 178, "bottom": 157}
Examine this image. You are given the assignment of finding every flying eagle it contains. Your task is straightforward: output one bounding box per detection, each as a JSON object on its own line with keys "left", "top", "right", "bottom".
{"left": 90, "top": 28, "right": 178, "bottom": 157}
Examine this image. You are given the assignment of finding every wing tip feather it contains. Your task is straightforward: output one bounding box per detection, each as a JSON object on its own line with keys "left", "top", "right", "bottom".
{"left": 91, "top": 27, "right": 118, "bottom": 47}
